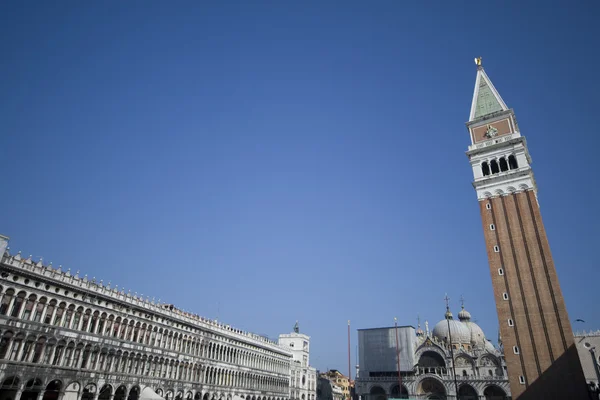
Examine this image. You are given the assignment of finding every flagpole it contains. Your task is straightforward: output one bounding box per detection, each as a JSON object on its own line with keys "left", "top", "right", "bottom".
{"left": 348, "top": 320, "right": 352, "bottom": 399}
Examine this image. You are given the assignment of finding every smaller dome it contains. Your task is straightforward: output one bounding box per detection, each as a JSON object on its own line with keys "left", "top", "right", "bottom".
{"left": 416, "top": 326, "right": 424, "bottom": 336}
{"left": 458, "top": 307, "right": 471, "bottom": 321}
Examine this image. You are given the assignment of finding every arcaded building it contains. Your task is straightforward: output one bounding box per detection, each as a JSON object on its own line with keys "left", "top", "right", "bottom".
{"left": 0, "top": 235, "right": 292, "bottom": 400}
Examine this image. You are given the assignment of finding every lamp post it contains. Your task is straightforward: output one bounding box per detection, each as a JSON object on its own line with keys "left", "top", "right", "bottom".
{"left": 444, "top": 295, "right": 460, "bottom": 400}
{"left": 394, "top": 317, "right": 403, "bottom": 398}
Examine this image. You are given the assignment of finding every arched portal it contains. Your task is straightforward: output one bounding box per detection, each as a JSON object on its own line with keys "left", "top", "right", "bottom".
{"left": 457, "top": 384, "right": 478, "bottom": 400}
{"left": 99, "top": 385, "right": 112, "bottom": 400}
{"left": 483, "top": 385, "right": 507, "bottom": 400}
{"left": 0, "top": 376, "right": 21, "bottom": 400}
{"left": 128, "top": 386, "right": 140, "bottom": 400}
{"left": 42, "top": 380, "right": 62, "bottom": 400}
{"left": 390, "top": 384, "right": 409, "bottom": 399}
{"left": 417, "top": 378, "right": 446, "bottom": 400}
{"left": 194, "top": 393, "right": 201, "bottom": 400}
{"left": 21, "top": 378, "right": 44, "bottom": 400}
{"left": 369, "top": 385, "right": 386, "bottom": 400}
{"left": 82, "top": 384, "right": 97, "bottom": 400}
{"left": 114, "top": 386, "right": 127, "bottom": 400}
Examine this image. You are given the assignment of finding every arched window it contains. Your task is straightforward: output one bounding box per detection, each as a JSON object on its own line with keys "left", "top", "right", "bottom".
{"left": 53, "top": 341, "right": 66, "bottom": 365}
{"left": 89, "top": 311, "right": 99, "bottom": 333}
{"left": 33, "top": 298, "right": 46, "bottom": 322}
{"left": 508, "top": 155, "right": 518, "bottom": 169}
{"left": 54, "top": 302, "right": 66, "bottom": 325}
{"left": 0, "top": 289, "right": 14, "bottom": 315}
{"left": 32, "top": 337, "right": 46, "bottom": 363}
{"left": 10, "top": 291, "right": 26, "bottom": 318}
{"left": 63, "top": 305, "right": 75, "bottom": 328}
{"left": 499, "top": 157, "right": 509, "bottom": 172}
{"left": 0, "top": 332, "right": 13, "bottom": 359}
{"left": 43, "top": 300, "right": 57, "bottom": 324}
{"left": 21, "top": 295, "right": 37, "bottom": 321}
{"left": 63, "top": 342, "right": 75, "bottom": 367}
{"left": 72, "top": 307, "right": 83, "bottom": 330}
{"left": 81, "top": 310, "right": 92, "bottom": 332}
{"left": 490, "top": 160, "right": 500, "bottom": 174}
{"left": 482, "top": 162, "right": 490, "bottom": 176}
{"left": 98, "top": 313, "right": 107, "bottom": 335}
{"left": 81, "top": 345, "right": 92, "bottom": 369}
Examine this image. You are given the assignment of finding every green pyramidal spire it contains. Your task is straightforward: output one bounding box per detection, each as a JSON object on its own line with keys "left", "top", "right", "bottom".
{"left": 469, "top": 62, "right": 509, "bottom": 121}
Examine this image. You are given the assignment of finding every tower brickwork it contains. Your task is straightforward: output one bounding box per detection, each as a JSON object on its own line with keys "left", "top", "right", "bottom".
{"left": 465, "top": 61, "right": 588, "bottom": 399}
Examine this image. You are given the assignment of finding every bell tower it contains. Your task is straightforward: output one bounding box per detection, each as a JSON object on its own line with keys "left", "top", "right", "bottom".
{"left": 465, "top": 58, "right": 588, "bottom": 399}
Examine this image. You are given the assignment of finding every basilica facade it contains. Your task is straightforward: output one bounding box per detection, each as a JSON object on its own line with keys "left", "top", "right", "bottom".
{"left": 0, "top": 235, "right": 292, "bottom": 400}
{"left": 354, "top": 306, "right": 510, "bottom": 400}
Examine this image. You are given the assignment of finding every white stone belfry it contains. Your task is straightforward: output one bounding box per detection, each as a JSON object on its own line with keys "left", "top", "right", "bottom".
{"left": 466, "top": 64, "right": 537, "bottom": 201}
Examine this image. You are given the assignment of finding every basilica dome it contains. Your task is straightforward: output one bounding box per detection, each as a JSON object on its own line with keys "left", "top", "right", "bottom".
{"left": 457, "top": 305, "right": 487, "bottom": 347}
{"left": 432, "top": 310, "right": 471, "bottom": 345}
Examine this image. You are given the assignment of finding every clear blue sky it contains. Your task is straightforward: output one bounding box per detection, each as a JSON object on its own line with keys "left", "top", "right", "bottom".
{"left": 2, "top": 1, "right": 599, "bottom": 376}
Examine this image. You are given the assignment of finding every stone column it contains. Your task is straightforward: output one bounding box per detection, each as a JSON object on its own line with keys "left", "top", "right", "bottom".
{"left": 49, "top": 307, "right": 58, "bottom": 326}
{"left": 77, "top": 314, "right": 85, "bottom": 331}
{"left": 59, "top": 309, "right": 67, "bottom": 327}
{"left": 48, "top": 345, "right": 58, "bottom": 365}
{"left": 6, "top": 296, "right": 17, "bottom": 317}
{"left": 14, "top": 341, "right": 26, "bottom": 362}
{"left": 14, "top": 389, "right": 23, "bottom": 400}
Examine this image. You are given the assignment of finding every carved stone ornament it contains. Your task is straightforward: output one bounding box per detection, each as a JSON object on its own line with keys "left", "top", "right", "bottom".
{"left": 485, "top": 125, "right": 498, "bottom": 138}
{"left": 480, "top": 356, "right": 496, "bottom": 367}
{"left": 455, "top": 357, "right": 469, "bottom": 366}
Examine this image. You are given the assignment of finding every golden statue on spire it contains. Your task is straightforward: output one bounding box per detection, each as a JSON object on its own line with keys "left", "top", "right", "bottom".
{"left": 474, "top": 56, "right": 482, "bottom": 66}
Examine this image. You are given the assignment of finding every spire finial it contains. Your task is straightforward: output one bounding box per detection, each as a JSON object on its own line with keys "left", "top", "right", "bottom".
{"left": 444, "top": 293, "right": 453, "bottom": 320}
{"left": 294, "top": 320, "right": 299, "bottom": 333}
{"left": 460, "top": 295, "right": 465, "bottom": 309}
{"left": 417, "top": 314, "right": 421, "bottom": 328}
{"left": 474, "top": 56, "right": 482, "bottom": 68}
